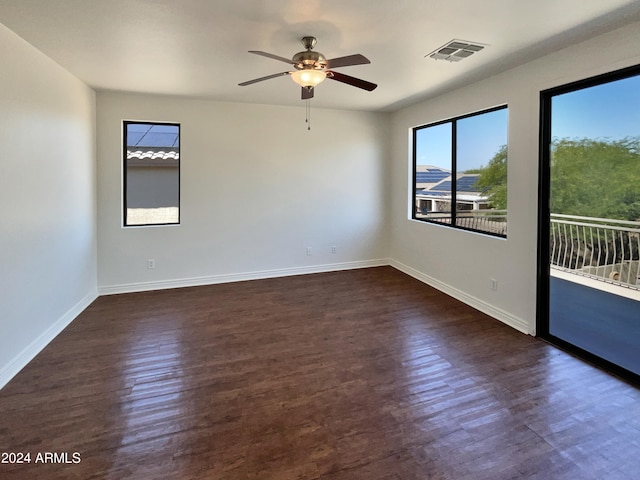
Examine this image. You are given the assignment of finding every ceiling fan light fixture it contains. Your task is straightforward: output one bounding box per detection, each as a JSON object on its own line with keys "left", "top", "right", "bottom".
{"left": 290, "top": 69, "right": 326, "bottom": 88}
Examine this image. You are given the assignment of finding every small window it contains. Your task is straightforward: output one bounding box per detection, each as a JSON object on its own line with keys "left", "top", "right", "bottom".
{"left": 412, "top": 106, "right": 508, "bottom": 237}
{"left": 123, "top": 121, "right": 180, "bottom": 227}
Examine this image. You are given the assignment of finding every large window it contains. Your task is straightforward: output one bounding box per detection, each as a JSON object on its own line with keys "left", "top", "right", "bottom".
{"left": 412, "top": 106, "right": 508, "bottom": 237}
{"left": 123, "top": 121, "right": 180, "bottom": 227}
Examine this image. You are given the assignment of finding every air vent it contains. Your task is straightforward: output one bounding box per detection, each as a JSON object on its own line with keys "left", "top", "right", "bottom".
{"left": 426, "top": 39, "right": 487, "bottom": 62}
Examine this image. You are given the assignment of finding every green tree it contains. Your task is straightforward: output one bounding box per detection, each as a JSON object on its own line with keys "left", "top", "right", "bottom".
{"left": 550, "top": 137, "right": 640, "bottom": 220}
{"left": 475, "top": 145, "right": 508, "bottom": 210}
{"left": 473, "top": 137, "right": 640, "bottom": 220}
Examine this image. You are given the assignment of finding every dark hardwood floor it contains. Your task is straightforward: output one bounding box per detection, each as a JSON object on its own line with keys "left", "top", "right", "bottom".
{"left": 1, "top": 266, "right": 639, "bottom": 479}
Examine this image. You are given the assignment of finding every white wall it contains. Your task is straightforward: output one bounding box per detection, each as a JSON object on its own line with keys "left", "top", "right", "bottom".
{"left": 0, "top": 24, "right": 97, "bottom": 388}
{"left": 96, "top": 93, "right": 390, "bottom": 292}
{"left": 389, "top": 21, "right": 640, "bottom": 335}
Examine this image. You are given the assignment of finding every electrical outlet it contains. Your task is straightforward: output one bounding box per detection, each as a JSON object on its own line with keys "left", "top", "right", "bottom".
{"left": 490, "top": 278, "right": 498, "bottom": 291}
{"left": 306, "top": 247, "right": 312, "bottom": 256}
{"left": 147, "top": 259, "right": 155, "bottom": 269}
{"left": 331, "top": 245, "right": 337, "bottom": 254}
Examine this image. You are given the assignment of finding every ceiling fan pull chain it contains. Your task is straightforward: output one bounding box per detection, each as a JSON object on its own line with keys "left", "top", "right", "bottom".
{"left": 306, "top": 99, "right": 311, "bottom": 131}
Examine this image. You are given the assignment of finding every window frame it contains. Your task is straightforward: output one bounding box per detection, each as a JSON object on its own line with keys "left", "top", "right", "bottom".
{"left": 123, "top": 120, "right": 181, "bottom": 228}
{"left": 411, "top": 104, "right": 508, "bottom": 238}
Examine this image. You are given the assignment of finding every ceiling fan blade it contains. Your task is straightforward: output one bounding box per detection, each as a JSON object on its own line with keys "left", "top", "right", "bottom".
{"left": 301, "top": 86, "right": 314, "bottom": 100}
{"left": 326, "top": 71, "right": 377, "bottom": 91}
{"left": 326, "top": 54, "right": 371, "bottom": 69}
{"left": 238, "top": 71, "right": 290, "bottom": 86}
{"left": 248, "top": 51, "right": 294, "bottom": 65}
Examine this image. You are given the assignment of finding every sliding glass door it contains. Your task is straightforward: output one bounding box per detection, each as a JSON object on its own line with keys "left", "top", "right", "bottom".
{"left": 539, "top": 65, "right": 640, "bottom": 382}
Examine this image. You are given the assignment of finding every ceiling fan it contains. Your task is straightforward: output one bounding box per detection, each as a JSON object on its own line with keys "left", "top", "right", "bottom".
{"left": 238, "top": 36, "right": 377, "bottom": 99}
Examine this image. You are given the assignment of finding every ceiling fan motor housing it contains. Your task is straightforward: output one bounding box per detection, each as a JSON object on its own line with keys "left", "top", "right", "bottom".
{"left": 292, "top": 51, "right": 326, "bottom": 70}
{"left": 292, "top": 37, "right": 326, "bottom": 70}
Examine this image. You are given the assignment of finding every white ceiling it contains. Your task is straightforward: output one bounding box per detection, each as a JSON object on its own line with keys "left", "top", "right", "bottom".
{"left": 1, "top": 0, "right": 640, "bottom": 112}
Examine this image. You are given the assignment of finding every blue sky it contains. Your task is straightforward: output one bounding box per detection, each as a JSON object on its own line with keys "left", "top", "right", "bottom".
{"left": 552, "top": 74, "right": 640, "bottom": 140}
{"left": 416, "top": 72, "right": 640, "bottom": 171}
{"left": 415, "top": 107, "right": 507, "bottom": 171}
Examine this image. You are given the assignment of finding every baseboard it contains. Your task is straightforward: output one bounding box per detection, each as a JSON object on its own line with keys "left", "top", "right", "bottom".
{"left": 389, "top": 259, "right": 532, "bottom": 335}
{"left": 99, "top": 259, "right": 532, "bottom": 335}
{"left": 0, "top": 289, "right": 98, "bottom": 390}
{"left": 98, "top": 259, "right": 391, "bottom": 295}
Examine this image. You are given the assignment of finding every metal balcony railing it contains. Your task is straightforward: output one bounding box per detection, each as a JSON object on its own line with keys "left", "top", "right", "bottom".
{"left": 550, "top": 214, "right": 640, "bottom": 290}
{"left": 416, "top": 210, "right": 508, "bottom": 236}
{"left": 456, "top": 211, "right": 508, "bottom": 236}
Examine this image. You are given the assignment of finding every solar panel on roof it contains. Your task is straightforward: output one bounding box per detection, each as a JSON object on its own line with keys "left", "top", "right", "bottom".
{"left": 126, "top": 132, "right": 146, "bottom": 146}
{"left": 127, "top": 123, "right": 151, "bottom": 133}
{"left": 417, "top": 190, "right": 450, "bottom": 197}
{"left": 126, "top": 123, "right": 179, "bottom": 148}
{"left": 415, "top": 171, "right": 450, "bottom": 183}
{"left": 456, "top": 175, "right": 479, "bottom": 192}
{"left": 432, "top": 181, "right": 452, "bottom": 192}
{"left": 135, "top": 132, "right": 179, "bottom": 148}
{"left": 146, "top": 124, "right": 179, "bottom": 133}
